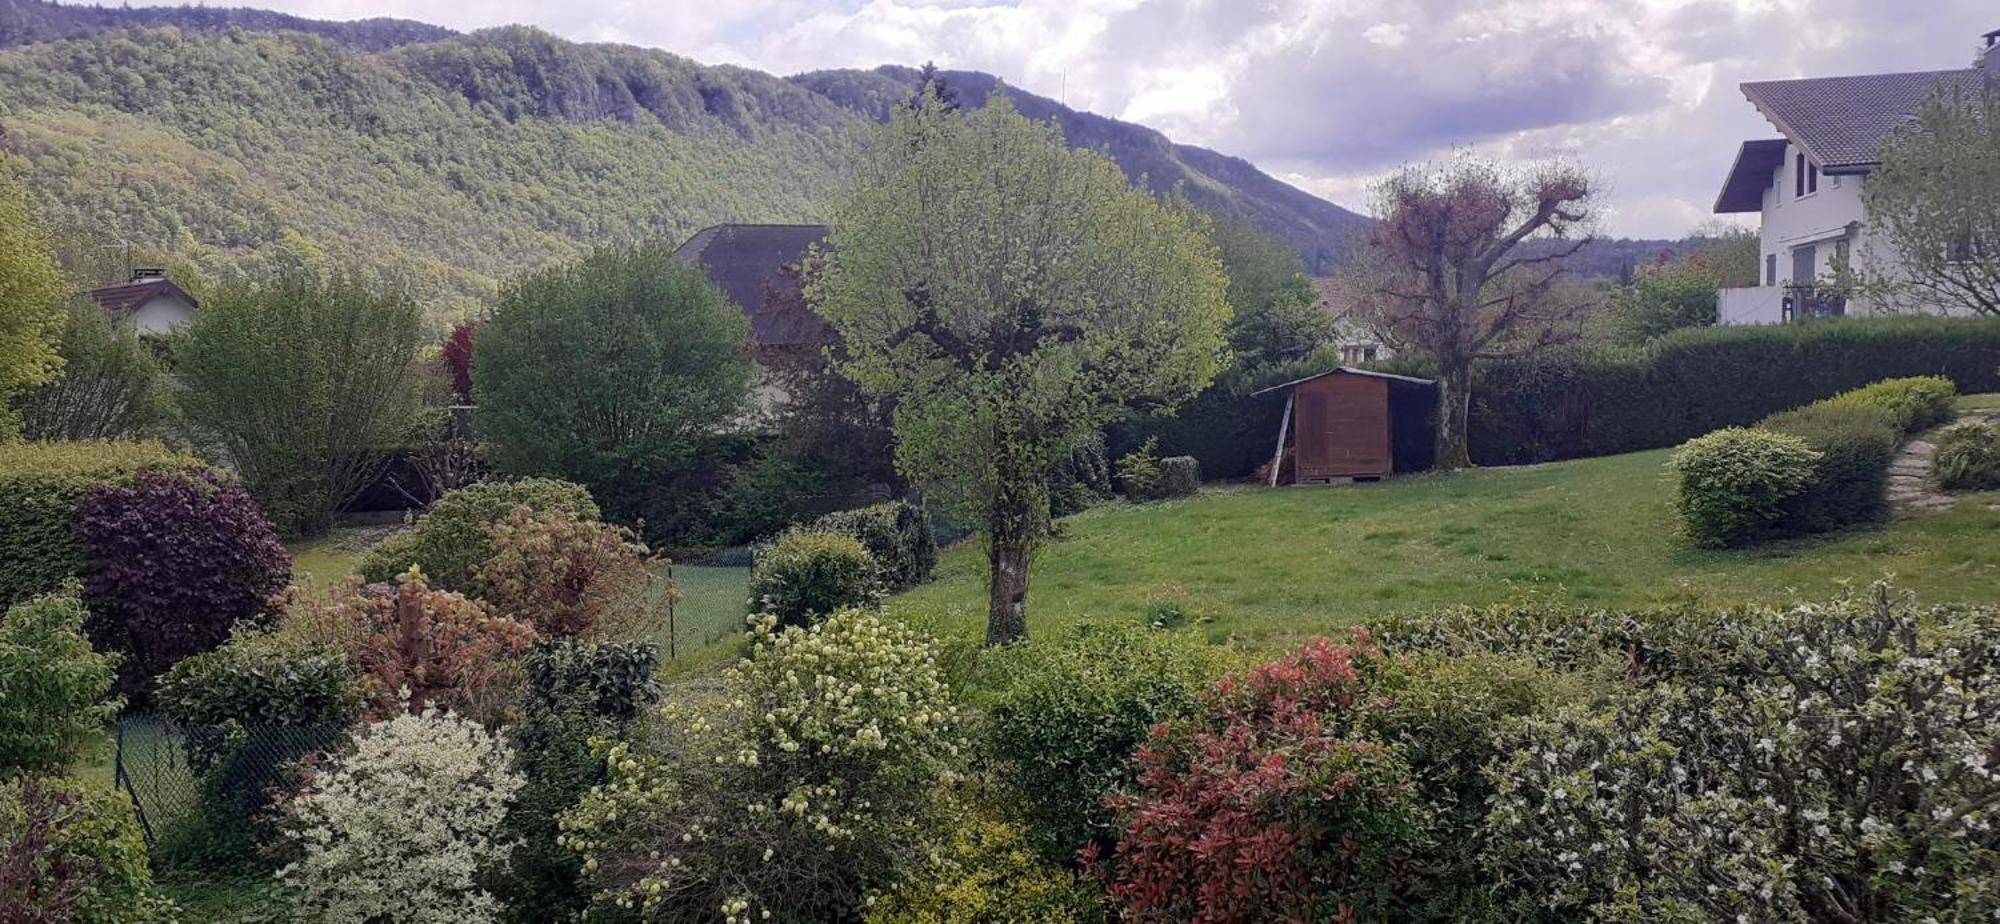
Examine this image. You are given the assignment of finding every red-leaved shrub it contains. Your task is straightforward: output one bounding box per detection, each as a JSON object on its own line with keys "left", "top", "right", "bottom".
{"left": 76, "top": 469, "right": 291, "bottom": 700}
{"left": 475, "top": 506, "right": 662, "bottom": 639}
{"left": 441, "top": 323, "right": 476, "bottom": 405}
{"left": 287, "top": 573, "right": 537, "bottom": 723}
{"left": 1099, "top": 633, "right": 1423, "bottom": 923}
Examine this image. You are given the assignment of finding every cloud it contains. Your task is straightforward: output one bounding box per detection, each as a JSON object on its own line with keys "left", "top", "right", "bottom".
{"left": 116, "top": 0, "right": 2000, "bottom": 236}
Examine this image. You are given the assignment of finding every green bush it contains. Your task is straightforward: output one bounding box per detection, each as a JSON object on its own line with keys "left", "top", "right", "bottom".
{"left": 1824, "top": 375, "right": 1957, "bottom": 434}
{"left": 863, "top": 790, "right": 1105, "bottom": 924}
{"left": 981, "top": 623, "right": 1230, "bottom": 861}
{"left": 0, "top": 776, "right": 178, "bottom": 922}
{"left": 1759, "top": 402, "right": 1901, "bottom": 533}
{"left": 1667, "top": 428, "right": 1821, "bottom": 547}
{"left": 1046, "top": 434, "right": 1112, "bottom": 518}
{"left": 1934, "top": 420, "right": 2000, "bottom": 491}
{"left": 155, "top": 626, "right": 365, "bottom": 731}
{"left": 0, "top": 440, "right": 198, "bottom": 606}
{"left": 1114, "top": 437, "right": 1164, "bottom": 498}
{"left": 0, "top": 588, "right": 119, "bottom": 775}
{"left": 356, "top": 478, "right": 600, "bottom": 593}
{"left": 811, "top": 500, "right": 938, "bottom": 591}
{"left": 16, "top": 297, "right": 175, "bottom": 441}
{"left": 746, "top": 529, "right": 880, "bottom": 627}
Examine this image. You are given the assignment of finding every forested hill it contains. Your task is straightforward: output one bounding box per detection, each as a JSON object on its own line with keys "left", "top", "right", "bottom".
{"left": 0, "top": 0, "right": 453, "bottom": 51}
{"left": 0, "top": 4, "right": 1369, "bottom": 319}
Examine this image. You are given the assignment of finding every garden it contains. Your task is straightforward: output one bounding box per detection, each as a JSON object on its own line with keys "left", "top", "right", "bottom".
{"left": 2, "top": 79, "right": 1999, "bottom": 924}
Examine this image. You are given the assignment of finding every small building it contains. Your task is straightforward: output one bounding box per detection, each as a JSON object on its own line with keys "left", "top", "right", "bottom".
{"left": 1252, "top": 368, "right": 1436, "bottom": 484}
{"left": 85, "top": 269, "right": 198, "bottom": 334}
{"left": 672, "top": 223, "right": 832, "bottom": 364}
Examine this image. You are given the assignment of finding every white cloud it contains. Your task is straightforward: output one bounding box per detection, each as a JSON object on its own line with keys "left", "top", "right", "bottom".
{"left": 117, "top": 0, "right": 2000, "bottom": 237}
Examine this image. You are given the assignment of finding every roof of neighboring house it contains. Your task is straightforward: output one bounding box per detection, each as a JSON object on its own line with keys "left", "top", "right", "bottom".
{"left": 1251, "top": 366, "right": 1434, "bottom": 397}
{"left": 673, "top": 223, "right": 831, "bottom": 349}
{"left": 1740, "top": 68, "right": 1988, "bottom": 174}
{"left": 84, "top": 278, "right": 199, "bottom": 317}
{"left": 1714, "top": 138, "right": 1790, "bottom": 213}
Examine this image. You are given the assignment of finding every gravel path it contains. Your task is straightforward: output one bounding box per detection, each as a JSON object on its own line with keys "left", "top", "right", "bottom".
{"left": 1888, "top": 408, "right": 2000, "bottom": 514}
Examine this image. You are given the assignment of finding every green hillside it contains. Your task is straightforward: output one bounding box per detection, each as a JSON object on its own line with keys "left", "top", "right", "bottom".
{"left": 0, "top": 3, "right": 1370, "bottom": 318}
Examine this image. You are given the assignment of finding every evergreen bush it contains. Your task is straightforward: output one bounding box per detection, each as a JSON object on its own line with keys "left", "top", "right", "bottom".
{"left": 0, "top": 440, "right": 198, "bottom": 606}
{"left": 810, "top": 500, "right": 937, "bottom": 591}
{"left": 1934, "top": 420, "right": 2000, "bottom": 490}
{"left": 1667, "top": 428, "right": 1820, "bottom": 547}
{"left": 357, "top": 478, "right": 599, "bottom": 593}
{"left": 746, "top": 529, "right": 879, "bottom": 627}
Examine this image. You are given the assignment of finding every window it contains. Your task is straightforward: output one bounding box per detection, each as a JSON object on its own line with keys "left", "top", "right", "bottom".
{"left": 1795, "top": 153, "right": 1818, "bottom": 197}
{"left": 1766, "top": 254, "right": 1777, "bottom": 286}
{"left": 1808, "top": 163, "right": 1819, "bottom": 195}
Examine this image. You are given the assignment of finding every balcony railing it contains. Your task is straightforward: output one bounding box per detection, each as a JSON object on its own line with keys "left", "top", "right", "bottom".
{"left": 1782, "top": 284, "right": 1848, "bottom": 321}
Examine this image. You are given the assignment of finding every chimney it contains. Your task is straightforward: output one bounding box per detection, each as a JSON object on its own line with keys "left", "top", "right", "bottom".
{"left": 1983, "top": 28, "right": 2000, "bottom": 70}
{"left": 129, "top": 267, "right": 166, "bottom": 283}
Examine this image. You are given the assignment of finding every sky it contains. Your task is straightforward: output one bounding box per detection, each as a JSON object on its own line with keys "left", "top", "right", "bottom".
{"left": 124, "top": 0, "right": 2000, "bottom": 237}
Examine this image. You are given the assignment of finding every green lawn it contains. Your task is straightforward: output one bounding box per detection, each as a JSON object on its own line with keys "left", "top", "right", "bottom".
{"left": 889, "top": 444, "right": 2000, "bottom": 651}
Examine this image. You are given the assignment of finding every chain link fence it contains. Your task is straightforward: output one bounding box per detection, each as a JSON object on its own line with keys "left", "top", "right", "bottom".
{"left": 115, "top": 713, "right": 347, "bottom": 852}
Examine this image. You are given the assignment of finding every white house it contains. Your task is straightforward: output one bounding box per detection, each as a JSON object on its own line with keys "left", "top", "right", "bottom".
{"left": 1713, "top": 28, "right": 1998, "bottom": 324}
{"left": 86, "top": 269, "right": 198, "bottom": 334}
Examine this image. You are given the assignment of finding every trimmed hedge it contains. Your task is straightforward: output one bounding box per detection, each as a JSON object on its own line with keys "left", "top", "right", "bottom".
{"left": 1470, "top": 317, "right": 2000, "bottom": 465}
{"left": 357, "top": 478, "right": 599, "bottom": 593}
{"left": 746, "top": 529, "right": 879, "bottom": 627}
{"left": 811, "top": 501, "right": 938, "bottom": 592}
{"left": 1759, "top": 403, "right": 1901, "bottom": 533}
{"left": 1824, "top": 375, "right": 1957, "bottom": 433}
{"left": 1668, "top": 428, "right": 1821, "bottom": 547}
{"left": 0, "top": 441, "right": 200, "bottom": 607}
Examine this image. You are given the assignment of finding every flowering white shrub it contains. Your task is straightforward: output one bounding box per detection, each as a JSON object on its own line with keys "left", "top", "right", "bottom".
{"left": 560, "top": 610, "right": 964, "bottom": 922}
{"left": 1485, "top": 585, "right": 2000, "bottom": 922}
{"left": 278, "top": 705, "right": 526, "bottom": 924}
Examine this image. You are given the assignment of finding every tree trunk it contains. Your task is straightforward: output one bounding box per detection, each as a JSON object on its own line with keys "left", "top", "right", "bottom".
{"left": 1434, "top": 362, "right": 1474, "bottom": 471}
{"left": 984, "top": 479, "right": 1038, "bottom": 646}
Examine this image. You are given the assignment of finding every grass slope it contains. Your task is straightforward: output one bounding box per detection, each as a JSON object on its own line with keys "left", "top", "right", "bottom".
{"left": 892, "top": 444, "right": 2000, "bottom": 649}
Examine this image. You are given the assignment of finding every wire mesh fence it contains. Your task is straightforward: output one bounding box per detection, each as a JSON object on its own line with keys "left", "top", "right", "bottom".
{"left": 115, "top": 713, "right": 348, "bottom": 851}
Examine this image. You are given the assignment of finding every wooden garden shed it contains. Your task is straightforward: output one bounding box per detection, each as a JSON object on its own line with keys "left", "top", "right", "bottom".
{"left": 1253, "top": 368, "right": 1437, "bottom": 484}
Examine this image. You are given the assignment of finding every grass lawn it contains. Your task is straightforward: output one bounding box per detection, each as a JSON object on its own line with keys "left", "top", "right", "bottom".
{"left": 889, "top": 442, "right": 2000, "bottom": 652}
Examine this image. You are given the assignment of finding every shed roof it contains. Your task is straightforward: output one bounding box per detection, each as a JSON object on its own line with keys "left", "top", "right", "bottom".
{"left": 1251, "top": 366, "right": 1434, "bottom": 397}
{"left": 84, "top": 278, "right": 199, "bottom": 316}
{"left": 673, "top": 223, "right": 831, "bottom": 348}
{"left": 1740, "top": 68, "right": 1988, "bottom": 174}
{"left": 1713, "top": 138, "right": 1789, "bottom": 213}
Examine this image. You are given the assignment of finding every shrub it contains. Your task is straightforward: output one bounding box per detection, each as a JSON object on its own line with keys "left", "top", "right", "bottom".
{"left": 279, "top": 706, "right": 526, "bottom": 924}
{"left": 561, "top": 611, "right": 964, "bottom": 922}
{"left": 476, "top": 505, "right": 661, "bottom": 639}
{"left": 0, "top": 776, "right": 177, "bottom": 923}
{"left": 811, "top": 500, "right": 937, "bottom": 591}
{"left": 1824, "top": 374, "right": 1957, "bottom": 433}
{"left": 746, "top": 529, "right": 879, "bottom": 627}
{"left": 1935, "top": 419, "right": 2000, "bottom": 490}
{"left": 1483, "top": 586, "right": 2000, "bottom": 922}
{"left": 864, "top": 791, "right": 1105, "bottom": 924}
{"left": 357, "top": 478, "right": 599, "bottom": 593}
{"left": 1666, "top": 427, "right": 1820, "bottom": 547}
{"left": 0, "top": 169, "right": 67, "bottom": 441}
{"left": 285, "top": 574, "right": 538, "bottom": 724}
{"left": 1604, "top": 255, "right": 1719, "bottom": 344}
{"left": 0, "top": 589, "right": 119, "bottom": 775}
{"left": 1759, "top": 401, "right": 1901, "bottom": 532}
{"left": 1114, "top": 436, "right": 1164, "bottom": 497}
{"left": 982, "top": 623, "right": 1228, "bottom": 861}
{"left": 75, "top": 468, "right": 292, "bottom": 700}
{"left": 0, "top": 440, "right": 198, "bottom": 607}
{"left": 15, "top": 297, "right": 175, "bottom": 441}
{"left": 1150, "top": 456, "right": 1200, "bottom": 498}
{"left": 156, "top": 626, "right": 364, "bottom": 731}
{"left": 1100, "top": 635, "right": 1425, "bottom": 921}
{"left": 1046, "top": 434, "right": 1113, "bottom": 518}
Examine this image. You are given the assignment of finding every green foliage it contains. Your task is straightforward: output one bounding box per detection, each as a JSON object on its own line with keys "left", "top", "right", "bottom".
{"left": 476, "top": 240, "right": 754, "bottom": 538}
{"left": 1759, "top": 401, "right": 1900, "bottom": 532}
{"left": 0, "top": 439, "right": 198, "bottom": 606}
{"left": 1113, "top": 437, "right": 1164, "bottom": 498}
{"left": 1823, "top": 374, "right": 1957, "bottom": 433}
{"left": 14, "top": 297, "right": 175, "bottom": 441}
{"left": 813, "top": 90, "right": 1230, "bottom": 642}
{"left": 1045, "top": 433, "right": 1112, "bottom": 519}
{"left": 1208, "top": 211, "right": 1331, "bottom": 367}
{"left": 1861, "top": 86, "right": 2000, "bottom": 315}
{"left": 981, "top": 623, "right": 1229, "bottom": 861}
{"left": 356, "top": 477, "right": 600, "bottom": 593}
{"left": 747, "top": 529, "right": 880, "bottom": 628}
{"left": 1934, "top": 420, "right": 2000, "bottom": 491}
{"left": 863, "top": 790, "right": 1105, "bottom": 924}
{"left": 177, "top": 264, "right": 430, "bottom": 537}
{"left": 1667, "top": 428, "right": 1820, "bottom": 547}
{"left": 155, "top": 626, "right": 365, "bottom": 729}
{"left": 475, "top": 505, "right": 660, "bottom": 640}
{"left": 810, "top": 500, "right": 938, "bottom": 591}
{"left": 0, "top": 588, "right": 119, "bottom": 775}
{"left": 562, "top": 611, "right": 964, "bottom": 921}
{"left": 0, "top": 161, "right": 68, "bottom": 440}
{"left": 1606, "top": 256, "right": 1718, "bottom": 344}
{"left": 0, "top": 776, "right": 179, "bottom": 923}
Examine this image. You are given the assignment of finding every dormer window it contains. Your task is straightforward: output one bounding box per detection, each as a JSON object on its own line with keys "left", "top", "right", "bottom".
{"left": 1795, "top": 153, "right": 1818, "bottom": 198}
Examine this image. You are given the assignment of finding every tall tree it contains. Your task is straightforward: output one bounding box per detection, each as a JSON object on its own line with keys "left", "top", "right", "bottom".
{"left": 178, "top": 266, "right": 430, "bottom": 536}
{"left": 1208, "top": 213, "right": 1332, "bottom": 368}
{"left": 812, "top": 90, "right": 1229, "bottom": 644}
{"left": 0, "top": 165, "right": 69, "bottom": 440}
{"left": 1341, "top": 157, "right": 1596, "bottom": 470}
{"left": 1861, "top": 87, "right": 2000, "bottom": 316}
{"left": 14, "top": 298, "right": 174, "bottom": 441}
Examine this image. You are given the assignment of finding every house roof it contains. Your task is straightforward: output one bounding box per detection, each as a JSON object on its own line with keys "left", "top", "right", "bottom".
{"left": 1251, "top": 366, "right": 1434, "bottom": 397}
{"left": 84, "top": 278, "right": 199, "bottom": 316}
{"left": 673, "top": 223, "right": 831, "bottom": 348}
{"left": 1714, "top": 138, "right": 1790, "bottom": 214}
{"left": 1740, "top": 68, "right": 1988, "bottom": 174}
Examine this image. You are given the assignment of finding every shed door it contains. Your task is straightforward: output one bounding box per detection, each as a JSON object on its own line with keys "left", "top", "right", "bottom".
{"left": 1295, "top": 375, "right": 1390, "bottom": 480}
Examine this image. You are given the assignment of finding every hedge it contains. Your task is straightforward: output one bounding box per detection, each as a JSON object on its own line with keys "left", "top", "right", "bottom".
{"left": 0, "top": 441, "right": 201, "bottom": 606}
{"left": 810, "top": 501, "right": 938, "bottom": 592}
{"left": 356, "top": 478, "right": 599, "bottom": 593}
{"left": 1469, "top": 317, "right": 2000, "bottom": 464}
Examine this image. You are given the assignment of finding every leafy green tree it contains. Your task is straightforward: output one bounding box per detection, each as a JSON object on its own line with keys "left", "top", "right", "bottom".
{"left": 1606, "top": 256, "right": 1720, "bottom": 344}
{"left": 1209, "top": 212, "right": 1331, "bottom": 367}
{"left": 812, "top": 91, "right": 1229, "bottom": 644}
{"left": 14, "top": 298, "right": 174, "bottom": 441}
{"left": 1691, "top": 223, "right": 1761, "bottom": 289}
{"left": 178, "top": 266, "right": 430, "bottom": 536}
{"left": 475, "top": 241, "right": 753, "bottom": 526}
{"left": 0, "top": 165, "right": 69, "bottom": 440}
{"left": 1862, "top": 87, "right": 2000, "bottom": 316}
